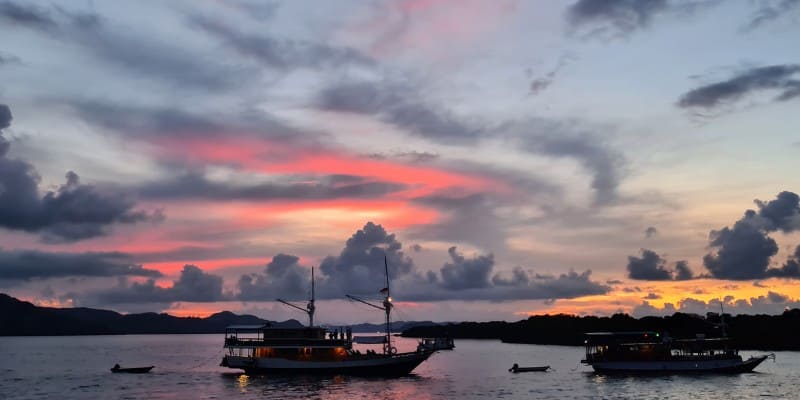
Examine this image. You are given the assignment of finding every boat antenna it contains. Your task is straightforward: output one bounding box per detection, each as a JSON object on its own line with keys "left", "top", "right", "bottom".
{"left": 719, "top": 299, "right": 726, "bottom": 338}
{"left": 277, "top": 266, "right": 315, "bottom": 327}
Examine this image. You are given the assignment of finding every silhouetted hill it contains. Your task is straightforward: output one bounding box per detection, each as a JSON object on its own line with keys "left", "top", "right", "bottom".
{"left": 0, "top": 293, "right": 287, "bottom": 336}
{"left": 345, "top": 320, "right": 440, "bottom": 333}
{"left": 402, "top": 310, "right": 800, "bottom": 350}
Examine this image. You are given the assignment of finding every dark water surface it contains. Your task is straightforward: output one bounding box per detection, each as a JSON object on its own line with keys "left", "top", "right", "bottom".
{"left": 0, "top": 335, "right": 795, "bottom": 399}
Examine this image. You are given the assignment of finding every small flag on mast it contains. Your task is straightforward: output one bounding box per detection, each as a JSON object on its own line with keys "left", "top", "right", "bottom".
{"left": 379, "top": 287, "right": 389, "bottom": 294}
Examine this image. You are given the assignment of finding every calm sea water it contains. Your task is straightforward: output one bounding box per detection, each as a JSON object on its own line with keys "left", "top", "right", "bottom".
{"left": 0, "top": 334, "right": 795, "bottom": 399}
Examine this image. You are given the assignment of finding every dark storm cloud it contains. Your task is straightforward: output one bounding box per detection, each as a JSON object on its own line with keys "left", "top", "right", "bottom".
{"left": 566, "top": 0, "right": 669, "bottom": 37}
{"left": 766, "top": 245, "right": 800, "bottom": 278}
{"left": 79, "top": 265, "right": 227, "bottom": 305}
{"left": 189, "top": 15, "right": 374, "bottom": 70}
{"left": 439, "top": 246, "right": 493, "bottom": 290}
{"left": 744, "top": 0, "right": 800, "bottom": 30}
{"left": 677, "top": 65, "right": 800, "bottom": 109}
{"left": 138, "top": 172, "right": 406, "bottom": 201}
{"left": 674, "top": 260, "right": 694, "bottom": 280}
{"left": 754, "top": 191, "right": 800, "bottom": 232}
{"left": 0, "top": 105, "right": 159, "bottom": 242}
{"left": 317, "top": 81, "right": 483, "bottom": 144}
{"left": 1, "top": 1, "right": 246, "bottom": 91}
{"left": 645, "top": 226, "right": 658, "bottom": 238}
{"left": 627, "top": 249, "right": 672, "bottom": 280}
{"left": 626, "top": 249, "right": 693, "bottom": 280}
{"left": 237, "top": 254, "right": 310, "bottom": 300}
{"left": 0, "top": 248, "right": 161, "bottom": 281}
{"left": 703, "top": 192, "right": 800, "bottom": 280}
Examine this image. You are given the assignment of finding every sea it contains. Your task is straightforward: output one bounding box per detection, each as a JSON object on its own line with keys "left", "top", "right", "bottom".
{"left": 0, "top": 335, "right": 797, "bottom": 400}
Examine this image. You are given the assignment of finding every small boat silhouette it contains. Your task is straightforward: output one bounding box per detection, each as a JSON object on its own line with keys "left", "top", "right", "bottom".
{"left": 110, "top": 364, "right": 154, "bottom": 373}
{"left": 509, "top": 363, "right": 549, "bottom": 373}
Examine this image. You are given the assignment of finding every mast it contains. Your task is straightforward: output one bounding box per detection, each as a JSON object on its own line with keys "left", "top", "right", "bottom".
{"left": 345, "top": 254, "right": 395, "bottom": 354}
{"left": 277, "top": 266, "right": 316, "bottom": 327}
{"left": 719, "top": 300, "right": 726, "bottom": 338}
{"left": 382, "top": 255, "right": 392, "bottom": 354}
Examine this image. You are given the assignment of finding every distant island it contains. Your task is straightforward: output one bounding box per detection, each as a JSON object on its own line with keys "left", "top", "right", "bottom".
{"left": 402, "top": 310, "right": 800, "bottom": 351}
{"left": 5, "top": 293, "right": 798, "bottom": 350}
{"left": 0, "top": 294, "right": 435, "bottom": 336}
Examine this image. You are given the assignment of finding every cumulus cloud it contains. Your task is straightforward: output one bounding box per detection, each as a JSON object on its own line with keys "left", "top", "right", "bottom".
{"left": 0, "top": 104, "right": 159, "bottom": 242}
{"left": 238, "top": 254, "right": 311, "bottom": 300}
{"left": 645, "top": 226, "right": 658, "bottom": 238}
{"left": 231, "top": 222, "right": 610, "bottom": 302}
{"left": 0, "top": 248, "right": 161, "bottom": 281}
{"left": 633, "top": 291, "right": 800, "bottom": 317}
{"left": 626, "top": 249, "right": 692, "bottom": 280}
{"left": 677, "top": 65, "right": 800, "bottom": 110}
{"left": 703, "top": 191, "right": 800, "bottom": 280}
{"left": 77, "top": 264, "right": 226, "bottom": 305}
{"left": 439, "top": 246, "right": 493, "bottom": 290}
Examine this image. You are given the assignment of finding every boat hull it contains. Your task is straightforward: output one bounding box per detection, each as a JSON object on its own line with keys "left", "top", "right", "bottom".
{"left": 588, "top": 356, "right": 767, "bottom": 374}
{"left": 110, "top": 366, "right": 154, "bottom": 374}
{"left": 223, "top": 351, "right": 433, "bottom": 376}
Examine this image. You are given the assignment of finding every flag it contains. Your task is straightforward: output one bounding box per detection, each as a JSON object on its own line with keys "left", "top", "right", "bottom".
{"left": 379, "top": 287, "right": 389, "bottom": 294}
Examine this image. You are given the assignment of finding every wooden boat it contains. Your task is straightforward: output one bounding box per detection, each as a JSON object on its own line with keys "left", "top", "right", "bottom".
{"left": 509, "top": 363, "right": 549, "bottom": 373}
{"left": 220, "top": 263, "right": 434, "bottom": 376}
{"left": 581, "top": 331, "right": 772, "bottom": 374}
{"left": 110, "top": 364, "right": 154, "bottom": 374}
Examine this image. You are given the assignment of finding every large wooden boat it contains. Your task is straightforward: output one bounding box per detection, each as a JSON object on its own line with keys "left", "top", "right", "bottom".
{"left": 220, "top": 263, "right": 434, "bottom": 376}
{"left": 581, "top": 331, "right": 771, "bottom": 374}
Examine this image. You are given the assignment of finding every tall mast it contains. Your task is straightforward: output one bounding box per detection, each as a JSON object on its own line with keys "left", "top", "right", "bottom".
{"left": 277, "top": 266, "right": 316, "bottom": 328}
{"left": 382, "top": 255, "right": 392, "bottom": 353}
{"left": 719, "top": 300, "right": 726, "bottom": 338}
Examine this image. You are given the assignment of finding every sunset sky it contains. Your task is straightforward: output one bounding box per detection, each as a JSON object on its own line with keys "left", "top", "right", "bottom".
{"left": 1, "top": 0, "right": 799, "bottom": 325}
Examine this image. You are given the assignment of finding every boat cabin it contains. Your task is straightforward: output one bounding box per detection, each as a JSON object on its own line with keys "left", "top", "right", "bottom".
{"left": 582, "top": 331, "right": 738, "bottom": 363}
{"left": 224, "top": 324, "right": 353, "bottom": 361}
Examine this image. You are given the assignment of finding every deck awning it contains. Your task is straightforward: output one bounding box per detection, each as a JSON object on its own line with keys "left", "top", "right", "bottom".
{"left": 225, "top": 324, "right": 269, "bottom": 331}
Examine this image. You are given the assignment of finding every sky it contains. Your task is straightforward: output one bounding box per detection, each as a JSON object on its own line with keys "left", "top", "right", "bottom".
{"left": 1, "top": 0, "right": 799, "bottom": 325}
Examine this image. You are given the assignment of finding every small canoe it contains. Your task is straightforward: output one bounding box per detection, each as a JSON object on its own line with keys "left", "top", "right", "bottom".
{"left": 509, "top": 365, "right": 549, "bottom": 373}
{"left": 111, "top": 365, "right": 154, "bottom": 374}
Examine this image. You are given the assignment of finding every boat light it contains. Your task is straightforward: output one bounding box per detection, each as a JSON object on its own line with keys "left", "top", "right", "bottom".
{"left": 387, "top": 297, "right": 392, "bottom": 302}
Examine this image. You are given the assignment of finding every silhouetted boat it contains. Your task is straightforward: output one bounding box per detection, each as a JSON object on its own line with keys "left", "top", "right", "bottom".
{"left": 509, "top": 363, "right": 549, "bottom": 372}
{"left": 110, "top": 364, "right": 154, "bottom": 373}
{"left": 220, "top": 263, "right": 434, "bottom": 376}
{"left": 581, "top": 331, "right": 772, "bottom": 374}
{"left": 418, "top": 337, "right": 455, "bottom": 351}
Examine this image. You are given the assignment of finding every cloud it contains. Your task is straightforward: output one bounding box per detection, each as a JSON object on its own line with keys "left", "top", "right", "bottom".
{"left": 627, "top": 249, "right": 672, "bottom": 280}
{"left": 511, "top": 119, "right": 625, "bottom": 205}
{"left": 230, "top": 222, "right": 609, "bottom": 302}
{"left": 439, "top": 246, "right": 493, "bottom": 290}
{"left": 319, "top": 222, "right": 416, "bottom": 295}
{"left": 627, "top": 249, "right": 693, "bottom": 280}
{"left": 677, "top": 64, "right": 800, "bottom": 110}
{"left": 632, "top": 291, "right": 800, "bottom": 317}
{"left": 77, "top": 264, "right": 226, "bottom": 305}
{"left": 566, "top": 0, "right": 669, "bottom": 38}
{"left": 645, "top": 226, "right": 658, "bottom": 238}
{"left": 189, "top": 15, "right": 374, "bottom": 70}
{"left": 0, "top": 52, "right": 21, "bottom": 66}
{"left": 0, "top": 105, "right": 159, "bottom": 242}
{"left": 317, "top": 80, "right": 483, "bottom": 144}
{"left": 410, "top": 193, "right": 508, "bottom": 250}
{"left": 674, "top": 260, "right": 694, "bottom": 281}
{"left": 744, "top": 0, "right": 800, "bottom": 31}
{"left": 0, "top": 248, "right": 161, "bottom": 281}
{"left": 138, "top": 172, "right": 406, "bottom": 202}
{"left": 643, "top": 292, "right": 661, "bottom": 300}
{"left": 767, "top": 245, "right": 800, "bottom": 278}
{"left": 703, "top": 191, "right": 800, "bottom": 279}
{"left": 1, "top": 1, "right": 247, "bottom": 91}
{"left": 237, "top": 254, "right": 311, "bottom": 300}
